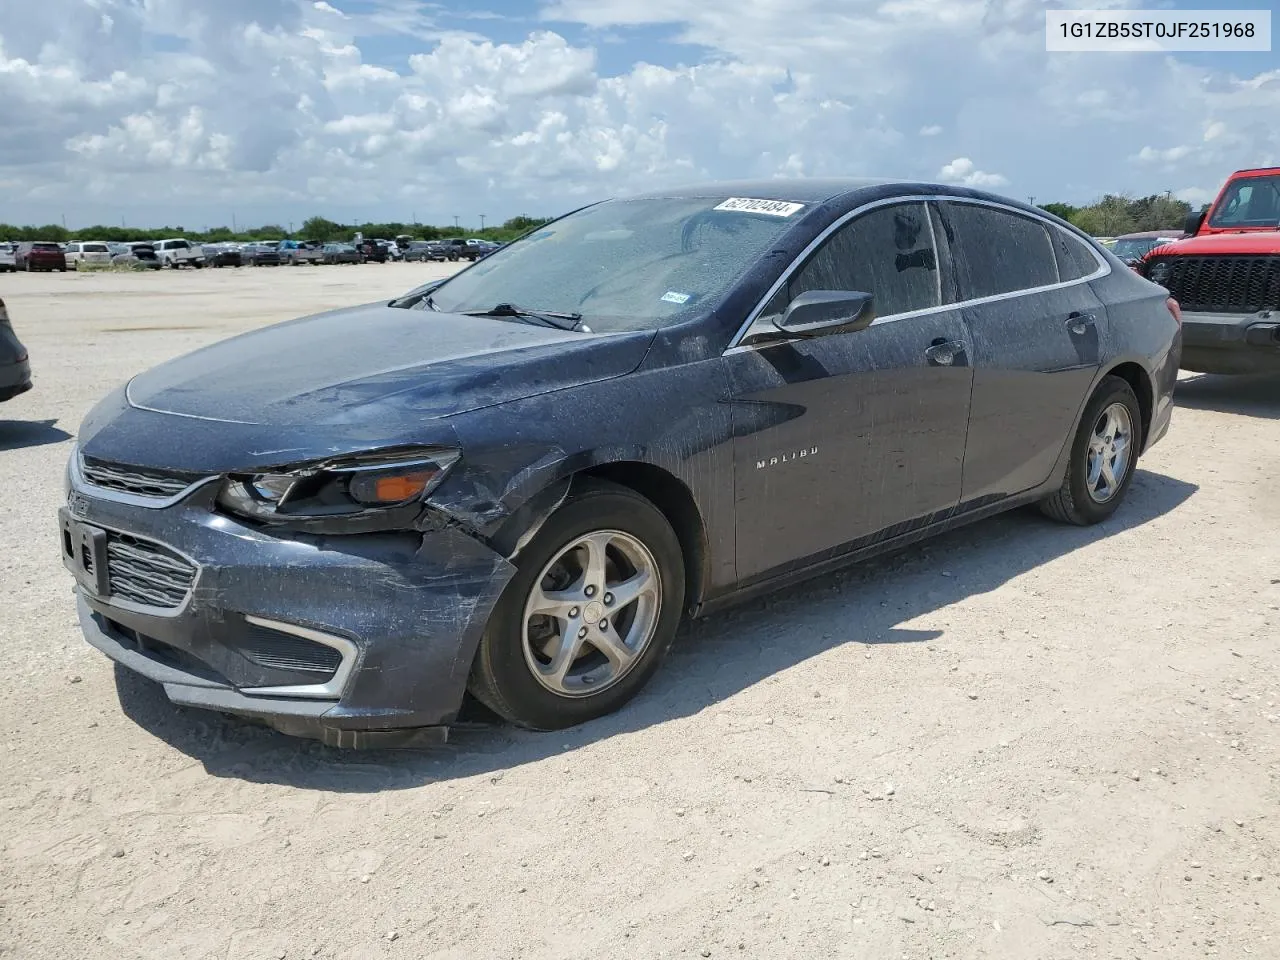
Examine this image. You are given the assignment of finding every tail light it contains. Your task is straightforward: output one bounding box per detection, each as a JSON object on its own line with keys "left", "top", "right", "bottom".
{"left": 1166, "top": 297, "right": 1182, "bottom": 327}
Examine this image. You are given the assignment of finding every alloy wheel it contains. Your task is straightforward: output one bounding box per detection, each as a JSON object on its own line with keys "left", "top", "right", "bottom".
{"left": 1085, "top": 401, "right": 1133, "bottom": 503}
{"left": 521, "top": 530, "right": 662, "bottom": 698}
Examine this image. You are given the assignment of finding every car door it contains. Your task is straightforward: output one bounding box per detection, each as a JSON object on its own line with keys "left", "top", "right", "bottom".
{"left": 936, "top": 200, "right": 1107, "bottom": 505}
{"left": 725, "top": 200, "right": 974, "bottom": 583}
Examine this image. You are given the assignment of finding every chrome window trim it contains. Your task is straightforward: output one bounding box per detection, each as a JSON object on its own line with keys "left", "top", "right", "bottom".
{"left": 71, "top": 445, "right": 221, "bottom": 508}
{"left": 724, "top": 193, "right": 1111, "bottom": 354}
{"left": 239, "top": 615, "right": 360, "bottom": 700}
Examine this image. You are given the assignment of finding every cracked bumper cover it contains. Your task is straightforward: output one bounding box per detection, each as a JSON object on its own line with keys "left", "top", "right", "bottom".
{"left": 67, "top": 477, "right": 516, "bottom": 743}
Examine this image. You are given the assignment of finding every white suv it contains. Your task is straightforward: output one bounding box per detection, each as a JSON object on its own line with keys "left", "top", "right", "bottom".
{"left": 65, "top": 241, "right": 113, "bottom": 265}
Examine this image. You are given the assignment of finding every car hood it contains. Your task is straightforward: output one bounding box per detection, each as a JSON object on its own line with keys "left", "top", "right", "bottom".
{"left": 1149, "top": 231, "right": 1280, "bottom": 257}
{"left": 126, "top": 302, "right": 654, "bottom": 427}
{"left": 77, "top": 303, "right": 653, "bottom": 474}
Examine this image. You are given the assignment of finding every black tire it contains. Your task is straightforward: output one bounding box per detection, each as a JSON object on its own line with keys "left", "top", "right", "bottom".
{"left": 1040, "top": 375, "right": 1143, "bottom": 525}
{"left": 468, "top": 479, "right": 686, "bottom": 730}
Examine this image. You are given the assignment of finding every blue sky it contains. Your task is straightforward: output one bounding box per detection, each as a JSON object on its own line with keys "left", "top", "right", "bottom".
{"left": 0, "top": 0, "right": 1276, "bottom": 230}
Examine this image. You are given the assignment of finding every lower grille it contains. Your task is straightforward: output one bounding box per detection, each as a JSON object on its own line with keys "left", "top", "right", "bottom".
{"left": 1150, "top": 254, "right": 1280, "bottom": 314}
{"left": 105, "top": 534, "right": 197, "bottom": 609}
{"left": 231, "top": 623, "right": 343, "bottom": 675}
{"left": 81, "top": 455, "right": 207, "bottom": 499}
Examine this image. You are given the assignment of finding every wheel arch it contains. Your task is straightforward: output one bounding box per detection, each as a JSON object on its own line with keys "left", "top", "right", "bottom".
{"left": 578, "top": 461, "right": 708, "bottom": 615}
{"left": 484, "top": 458, "right": 710, "bottom": 617}
{"left": 1099, "top": 359, "right": 1154, "bottom": 447}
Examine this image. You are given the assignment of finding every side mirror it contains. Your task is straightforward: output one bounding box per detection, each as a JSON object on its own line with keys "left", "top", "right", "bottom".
{"left": 1183, "top": 208, "right": 1206, "bottom": 237}
{"left": 774, "top": 290, "right": 876, "bottom": 338}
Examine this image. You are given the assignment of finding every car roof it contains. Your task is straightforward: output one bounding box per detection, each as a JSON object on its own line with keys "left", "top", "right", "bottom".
{"left": 624, "top": 178, "right": 900, "bottom": 203}
{"left": 1116, "top": 230, "right": 1182, "bottom": 239}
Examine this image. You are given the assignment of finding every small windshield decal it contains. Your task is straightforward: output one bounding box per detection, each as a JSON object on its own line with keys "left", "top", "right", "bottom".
{"left": 660, "top": 291, "right": 692, "bottom": 304}
{"left": 713, "top": 197, "right": 805, "bottom": 217}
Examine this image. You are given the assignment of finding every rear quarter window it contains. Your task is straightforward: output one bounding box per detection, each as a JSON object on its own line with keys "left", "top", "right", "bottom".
{"left": 1050, "top": 229, "right": 1100, "bottom": 281}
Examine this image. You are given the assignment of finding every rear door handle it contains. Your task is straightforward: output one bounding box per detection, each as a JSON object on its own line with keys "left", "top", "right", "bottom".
{"left": 925, "top": 338, "right": 966, "bottom": 366}
{"left": 1066, "top": 312, "right": 1096, "bottom": 335}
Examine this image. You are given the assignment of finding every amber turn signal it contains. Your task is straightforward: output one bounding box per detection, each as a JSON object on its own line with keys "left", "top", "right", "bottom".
{"left": 348, "top": 469, "right": 433, "bottom": 505}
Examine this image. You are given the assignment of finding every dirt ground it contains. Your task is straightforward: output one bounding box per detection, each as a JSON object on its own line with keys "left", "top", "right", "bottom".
{"left": 0, "top": 265, "right": 1277, "bottom": 960}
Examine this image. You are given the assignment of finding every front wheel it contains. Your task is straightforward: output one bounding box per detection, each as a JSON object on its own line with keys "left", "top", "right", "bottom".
{"left": 468, "top": 480, "right": 685, "bottom": 730}
{"left": 1040, "top": 375, "right": 1143, "bottom": 525}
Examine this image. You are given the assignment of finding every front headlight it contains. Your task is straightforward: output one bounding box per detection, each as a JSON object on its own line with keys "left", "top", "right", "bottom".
{"left": 216, "top": 448, "right": 460, "bottom": 523}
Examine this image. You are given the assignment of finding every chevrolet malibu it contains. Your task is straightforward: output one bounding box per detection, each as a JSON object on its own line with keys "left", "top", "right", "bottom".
{"left": 62, "top": 180, "right": 1182, "bottom": 747}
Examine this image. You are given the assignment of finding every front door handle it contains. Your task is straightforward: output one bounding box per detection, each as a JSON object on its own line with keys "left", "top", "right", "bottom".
{"left": 925, "top": 338, "right": 966, "bottom": 366}
{"left": 1066, "top": 312, "right": 1096, "bottom": 336}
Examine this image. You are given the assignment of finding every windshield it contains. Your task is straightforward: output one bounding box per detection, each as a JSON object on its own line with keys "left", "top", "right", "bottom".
{"left": 420, "top": 197, "right": 805, "bottom": 331}
{"left": 1112, "top": 238, "right": 1167, "bottom": 260}
{"left": 1209, "top": 175, "right": 1280, "bottom": 228}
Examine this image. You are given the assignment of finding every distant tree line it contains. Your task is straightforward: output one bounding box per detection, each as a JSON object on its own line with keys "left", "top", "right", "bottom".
{"left": 0, "top": 214, "right": 553, "bottom": 245}
{"left": 1038, "top": 194, "right": 1192, "bottom": 236}
{"left": 0, "top": 194, "right": 1193, "bottom": 245}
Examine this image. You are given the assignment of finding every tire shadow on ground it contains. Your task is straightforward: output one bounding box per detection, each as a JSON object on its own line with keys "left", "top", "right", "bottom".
{"left": 112, "top": 468, "right": 1198, "bottom": 790}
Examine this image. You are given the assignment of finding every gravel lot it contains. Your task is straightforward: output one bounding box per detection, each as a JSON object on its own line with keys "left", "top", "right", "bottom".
{"left": 1, "top": 266, "right": 1277, "bottom": 960}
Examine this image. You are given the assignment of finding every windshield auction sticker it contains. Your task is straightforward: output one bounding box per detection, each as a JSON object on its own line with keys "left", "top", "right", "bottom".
{"left": 713, "top": 198, "right": 806, "bottom": 217}
{"left": 1046, "top": 9, "right": 1271, "bottom": 51}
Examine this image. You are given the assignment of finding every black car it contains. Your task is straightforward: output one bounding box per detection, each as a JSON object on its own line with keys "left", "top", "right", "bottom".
{"left": 242, "top": 243, "right": 282, "bottom": 266}
{"left": 203, "top": 244, "right": 243, "bottom": 268}
{"left": 1, "top": 297, "right": 32, "bottom": 402}
{"left": 61, "top": 179, "right": 1181, "bottom": 747}
{"left": 321, "top": 243, "right": 362, "bottom": 264}
{"left": 403, "top": 240, "right": 449, "bottom": 262}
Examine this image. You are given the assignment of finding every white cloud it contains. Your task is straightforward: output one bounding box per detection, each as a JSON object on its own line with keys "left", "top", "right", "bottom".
{"left": 938, "top": 157, "right": 1008, "bottom": 188}
{"left": 0, "top": 0, "right": 1277, "bottom": 227}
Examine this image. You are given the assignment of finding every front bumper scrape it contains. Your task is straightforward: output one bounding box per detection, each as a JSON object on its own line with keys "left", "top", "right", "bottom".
{"left": 71, "top": 480, "right": 517, "bottom": 745}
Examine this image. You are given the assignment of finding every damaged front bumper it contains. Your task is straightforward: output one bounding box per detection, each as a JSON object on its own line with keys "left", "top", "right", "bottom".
{"left": 62, "top": 454, "right": 515, "bottom": 747}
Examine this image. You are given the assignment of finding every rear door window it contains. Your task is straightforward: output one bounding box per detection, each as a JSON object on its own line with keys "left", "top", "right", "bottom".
{"left": 940, "top": 202, "right": 1060, "bottom": 299}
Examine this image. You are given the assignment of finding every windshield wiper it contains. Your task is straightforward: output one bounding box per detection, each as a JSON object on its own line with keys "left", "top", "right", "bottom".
{"left": 462, "top": 303, "right": 583, "bottom": 331}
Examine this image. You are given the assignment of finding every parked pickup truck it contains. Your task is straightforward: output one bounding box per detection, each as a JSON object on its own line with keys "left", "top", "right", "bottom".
{"left": 154, "top": 238, "right": 206, "bottom": 269}
{"left": 441, "top": 238, "right": 483, "bottom": 261}
{"left": 1141, "top": 167, "right": 1280, "bottom": 374}
{"left": 278, "top": 240, "right": 324, "bottom": 265}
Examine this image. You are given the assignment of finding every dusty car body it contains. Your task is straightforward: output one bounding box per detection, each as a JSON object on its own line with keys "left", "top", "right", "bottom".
{"left": 62, "top": 179, "right": 1181, "bottom": 747}
{"left": 1, "top": 297, "right": 32, "bottom": 402}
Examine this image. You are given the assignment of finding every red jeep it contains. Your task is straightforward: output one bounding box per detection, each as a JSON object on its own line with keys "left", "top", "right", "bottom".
{"left": 1140, "top": 167, "right": 1280, "bottom": 374}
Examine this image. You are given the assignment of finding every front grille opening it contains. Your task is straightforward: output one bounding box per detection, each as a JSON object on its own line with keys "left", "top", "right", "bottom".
{"left": 104, "top": 533, "right": 196, "bottom": 609}
{"left": 1154, "top": 254, "right": 1280, "bottom": 314}
{"left": 80, "top": 456, "right": 207, "bottom": 498}
{"left": 229, "top": 624, "right": 342, "bottom": 676}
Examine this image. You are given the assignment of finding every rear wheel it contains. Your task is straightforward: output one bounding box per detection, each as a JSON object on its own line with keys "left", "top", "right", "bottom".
{"left": 468, "top": 480, "right": 685, "bottom": 730}
{"left": 1040, "top": 376, "right": 1143, "bottom": 525}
